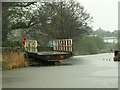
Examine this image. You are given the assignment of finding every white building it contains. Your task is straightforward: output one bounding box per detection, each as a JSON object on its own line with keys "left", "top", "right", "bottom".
{"left": 103, "top": 37, "right": 118, "bottom": 44}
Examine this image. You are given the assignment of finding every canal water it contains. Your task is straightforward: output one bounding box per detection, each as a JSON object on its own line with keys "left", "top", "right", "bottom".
{"left": 2, "top": 53, "right": 118, "bottom": 88}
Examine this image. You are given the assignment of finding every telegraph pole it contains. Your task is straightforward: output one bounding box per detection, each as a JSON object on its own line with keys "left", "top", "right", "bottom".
{"left": 118, "top": 1, "right": 120, "bottom": 50}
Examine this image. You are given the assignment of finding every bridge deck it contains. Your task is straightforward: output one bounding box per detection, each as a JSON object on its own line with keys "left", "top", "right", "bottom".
{"left": 26, "top": 51, "right": 72, "bottom": 62}
{"left": 37, "top": 51, "right": 69, "bottom": 55}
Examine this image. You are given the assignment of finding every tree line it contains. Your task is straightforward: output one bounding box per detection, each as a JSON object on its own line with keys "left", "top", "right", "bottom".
{"left": 2, "top": 1, "right": 93, "bottom": 54}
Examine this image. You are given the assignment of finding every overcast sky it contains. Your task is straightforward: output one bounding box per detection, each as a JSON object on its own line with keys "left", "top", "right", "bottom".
{"left": 75, "top": 0, "right": 119, "bottom": 32}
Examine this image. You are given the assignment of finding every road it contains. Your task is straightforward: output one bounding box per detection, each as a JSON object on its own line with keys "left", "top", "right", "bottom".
{"left": 2, "top": 53, "right": 118, "bottom": 88}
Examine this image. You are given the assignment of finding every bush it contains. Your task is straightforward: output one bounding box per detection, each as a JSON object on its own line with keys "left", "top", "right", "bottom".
{"left": 2, "top": 52, "right": 28, "bottom": 70}
{"left": 114, "top": 52, "right": 120, "bottom": 61}
{"left": 78, "top": 37, "right": 99, "bottom": 55}
{"left": 2, "top": 40, "right": 22, "bottom": 48}
{"left": 114, "top": 56, "right": 120, "bottom": 61}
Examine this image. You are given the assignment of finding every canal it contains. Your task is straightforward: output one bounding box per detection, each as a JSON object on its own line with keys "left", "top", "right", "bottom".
{"left": 2, "top": 53, "right": 118, "bottom": 88}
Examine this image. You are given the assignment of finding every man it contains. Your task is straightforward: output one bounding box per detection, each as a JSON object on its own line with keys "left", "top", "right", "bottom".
{"left": 22, "top": 36, "right": 26, "bottom": 50}
{"left": 48, "top": 40, "right": 56, "bottom": 47}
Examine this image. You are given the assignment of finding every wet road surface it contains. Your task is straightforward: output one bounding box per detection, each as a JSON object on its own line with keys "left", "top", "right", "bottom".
{"left": 2, "top": 53, "right": 118, "bottom": 88}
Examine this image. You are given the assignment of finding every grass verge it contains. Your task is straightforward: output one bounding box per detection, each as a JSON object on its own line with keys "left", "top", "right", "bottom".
{"left": 2, "top": 52, "right": 28, "bottom": 70}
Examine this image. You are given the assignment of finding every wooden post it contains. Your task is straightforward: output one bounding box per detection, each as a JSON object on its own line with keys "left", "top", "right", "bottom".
{"left": 63, "top": 39, "right": 65, "bottom": 51}
{"left": 66, "top": 39, "right": 68, "bottom": 51}
{"left": 60, "top": 40, "right": 63, "bottom": 51}
{"left": 70, "top": 39, "right": 72, "bottom": 52}
{"left": 58, "top": 40, "right": 60, "bottom": 51}
{"left": 53, "top": 40, "right": 55, "bottom": 50}
{"left": 56, "top": 40, "right": 58, "bottom": 51}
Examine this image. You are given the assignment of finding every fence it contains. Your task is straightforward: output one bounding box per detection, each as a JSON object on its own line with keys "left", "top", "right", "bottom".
{"left": 25, "top": 40, "right": 38, "bottom": 53}
{"left": 25, "top": 39, "right": 73, "bottom": 53}
{"left": 52, "top": 39, "right": 73, "bottom": 52}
